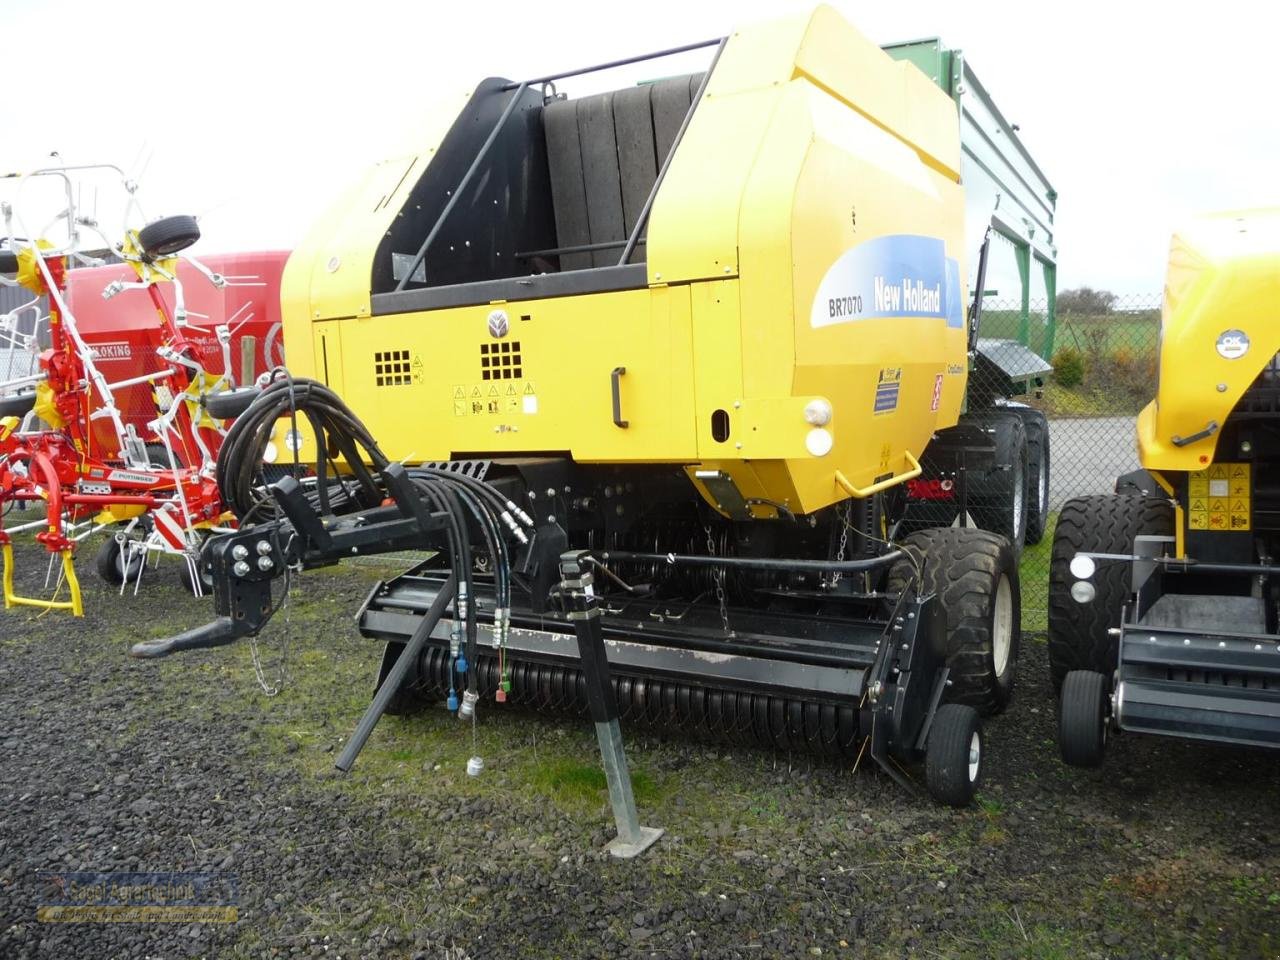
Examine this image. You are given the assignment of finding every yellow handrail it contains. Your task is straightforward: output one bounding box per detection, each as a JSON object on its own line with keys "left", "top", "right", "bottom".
{"left": 1, "top": 543, "right": 84, "bottom": 617}
{"left": 834, "top": 450, "right": 923, "bottom": 499}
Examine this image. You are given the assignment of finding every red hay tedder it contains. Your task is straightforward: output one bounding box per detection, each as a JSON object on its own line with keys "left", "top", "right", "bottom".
{"left": 0, "top": 162, "right": 285, "bottom": 615}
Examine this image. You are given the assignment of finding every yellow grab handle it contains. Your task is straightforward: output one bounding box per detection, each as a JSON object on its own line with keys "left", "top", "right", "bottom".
{"left": 2, "top": 544, "right": 84, "bottom": 617}
{"left": 834, "top": 450, "right": 923, "bottom": 499}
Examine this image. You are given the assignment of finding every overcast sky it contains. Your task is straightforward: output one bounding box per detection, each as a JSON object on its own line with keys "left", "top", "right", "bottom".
{"left": 3, "top": 0, "right": 1276, "bottom": 296}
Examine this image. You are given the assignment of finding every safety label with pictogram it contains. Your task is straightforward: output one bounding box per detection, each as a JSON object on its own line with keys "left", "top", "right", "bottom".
{"left": 1188, "top": 462, "right": 1250, "bottom": 531}
{"left": 452, "top": 382, "right": 537, "bottom": 416}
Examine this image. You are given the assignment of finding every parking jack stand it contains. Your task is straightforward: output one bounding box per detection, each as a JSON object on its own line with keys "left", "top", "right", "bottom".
{"left": 559, "top": 551, "right": 664, "bottom": 859}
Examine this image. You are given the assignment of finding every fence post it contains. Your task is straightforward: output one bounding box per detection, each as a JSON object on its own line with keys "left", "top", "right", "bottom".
{"left": 1015, "top": 243, "right": 1031, "bottom": 347}
{"left": 1041, "top": 258, "right": 1057, "bottom": 358}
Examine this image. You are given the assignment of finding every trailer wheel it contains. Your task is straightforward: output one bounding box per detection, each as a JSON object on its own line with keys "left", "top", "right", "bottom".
{"left": 1047, "top": 495, "right": 1173, "bottom": 688}
{"left": 1008, "top": 406, "right": 1050, "bottom": 545}
{"left": 888, "top": 526, "right": 1020, "bottom": 716}
{"left": 966, "top": 411, "right": 1029, "bottom": 557}
{"left": 137, "top": 215, "right": 201, "bottom": 260}
{"left": 95, "top": 535, "right": 145, "bottom": 585}
{"left": 925, "top": 703, "right": 983, "bottom": 806}
{"left": 1059, "top": 670, "right": 1108, "bottom": 768}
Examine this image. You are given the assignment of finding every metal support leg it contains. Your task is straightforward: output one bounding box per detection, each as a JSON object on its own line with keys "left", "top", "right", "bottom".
{"left": 559, "top": 551, "right": 663, "bottom": 859}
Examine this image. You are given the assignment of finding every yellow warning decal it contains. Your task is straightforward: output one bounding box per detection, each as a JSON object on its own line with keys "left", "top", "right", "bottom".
{"left": 450, "top": 382, "right": 537, "bottom": 416}
{"left": 1188, "top": 462, "right": 1249, "bottom": 532}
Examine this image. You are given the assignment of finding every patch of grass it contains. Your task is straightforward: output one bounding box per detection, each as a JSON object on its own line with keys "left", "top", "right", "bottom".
{"left": 967, "top": 909, "right": 1086, "bottom": 960}
{"left": 1019, "top": 511, "right": 1055, "bottom": 634}
{"left": 529, "top": 758, "right": 658, "bottom": 810}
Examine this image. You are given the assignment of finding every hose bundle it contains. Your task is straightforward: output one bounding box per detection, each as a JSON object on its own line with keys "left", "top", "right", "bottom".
{"left": 216, "top": 373, "right": 534, "bottom": 714}
{"left": 216, "top": 374, "right": 392, "bottom": 523}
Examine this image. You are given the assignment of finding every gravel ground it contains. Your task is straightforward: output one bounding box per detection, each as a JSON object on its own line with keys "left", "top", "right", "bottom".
{"left": 1, "top": 544, "right": 1278, "bottom": 960}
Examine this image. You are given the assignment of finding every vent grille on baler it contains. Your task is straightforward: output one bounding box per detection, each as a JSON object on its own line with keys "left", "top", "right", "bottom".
{"left": 375, "top": 350, "right": 411, "bottom": 387}
{"left": 480, "top": 341, "right": 522, "bottom": 381}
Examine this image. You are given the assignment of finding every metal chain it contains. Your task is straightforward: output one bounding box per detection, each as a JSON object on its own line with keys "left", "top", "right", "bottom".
{"left": 704, "top": 524, "right": 733, "bottom": 636}
{"left": 250, "top": 570, "right": 292, "bottom": 696}
{"left": 829, "top": 502, "right": 851, "bottom": 588}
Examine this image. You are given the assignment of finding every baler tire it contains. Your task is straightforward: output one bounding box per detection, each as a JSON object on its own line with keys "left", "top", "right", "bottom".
{"left": 1059, "top": 670, "right": 1109, "bottom": 768}
{"left": 925, "top": 703, "right": 983, "bottom": 807}
{"left": 966, "top": 411, "right": 1029, "bottom": 557}
{"left": 1008, "top": 406, "right": 1050, "bottom": 545}
{"left": 0, "top": 248, "right": 18, "bottom": 274}
{"left": 888, "top": 526, "right": 1020, "bottom": 716}
{"left": 137, "top": 215, "right": 201, "bottom": 260}
{"left": 95, "top": 535, "right": 145, "bottom": 586}
{"left": 1047, "top": 495, "right": 1173, "bottom": 689}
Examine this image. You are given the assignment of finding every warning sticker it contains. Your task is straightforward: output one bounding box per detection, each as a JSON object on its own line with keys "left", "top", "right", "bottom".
{"left": 874, "top": 368, "right": 901, "bottom": 416}
{"left": 930, "top": 373, "right": 943, "bottom": 412}
{"left": 1188, "top": 463, "right": 1249, "bottom": 532}
{"left": 451, "top": 382, "right": 537, "bottom": 416}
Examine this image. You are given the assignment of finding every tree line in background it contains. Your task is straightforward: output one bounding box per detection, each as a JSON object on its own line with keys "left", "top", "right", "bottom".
{"left": 1039, "top": 287, "right": 1160, "bottom": 417}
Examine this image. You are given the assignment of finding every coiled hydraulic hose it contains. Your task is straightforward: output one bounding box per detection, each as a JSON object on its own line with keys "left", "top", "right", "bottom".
{"left": 216, "top": 372, "right": 392, "bottom": 521}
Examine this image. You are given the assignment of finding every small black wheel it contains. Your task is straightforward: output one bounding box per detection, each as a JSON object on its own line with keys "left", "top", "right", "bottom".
{"left": 926, "top": 703, "right": 983, "bottom": 807}
{"left": 177, "top": 557, "right": 215, "bottom": 595}
{"left": 0, "top": 248, "right": 18, "bottom": 274}
{"left": 144, "top": 442, "right": 182, "bottom": 471}
{"left": 95, "top": 535, "right": 145, "bottom": 585}
{"left": 137, "top": 215, "right": 201, "bottom": 260}
{"left": 1059, "top": 670, "right": 1109, "bottom": 768}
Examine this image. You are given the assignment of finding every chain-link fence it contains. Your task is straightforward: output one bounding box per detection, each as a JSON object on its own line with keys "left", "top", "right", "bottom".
{"left": 978, "top": 293, "right": 1162, "bottom": 630}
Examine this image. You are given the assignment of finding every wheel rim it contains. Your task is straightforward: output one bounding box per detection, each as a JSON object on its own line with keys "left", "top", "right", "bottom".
{"left": 992, "top": 573, "right": 1013, "bottom": 677}
{"left": 1010, "top": 457, "right": 1025, "bottom": 536}
{"left": 1036, "top": 457, "right": 1048, "bottom": 516}
{"left": 967, "top": 731, "right": 981, "bottom": 782}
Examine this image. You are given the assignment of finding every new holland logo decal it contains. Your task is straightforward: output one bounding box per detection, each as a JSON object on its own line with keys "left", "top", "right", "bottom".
{"left": 487, "top": 309, "right": 509, "bottom": 339}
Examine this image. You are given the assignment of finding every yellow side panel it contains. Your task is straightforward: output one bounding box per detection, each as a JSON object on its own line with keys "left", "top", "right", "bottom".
{"left": 328, "top": 288, "right": 696, "bottom": 463}
{"left": 313, "top": 322, "right": 346, "bottom": 396}
{"left": 1139, "top": 207, "right": 1280, "bottom": 472}
{"left": 645, "top": 89, "right": 766, "bottom": 284}
{"left": 792, "top": 6, "right": 961, "bottom": 179}
{"left": 689, "top": 280, "right": 743, "bottom": 459}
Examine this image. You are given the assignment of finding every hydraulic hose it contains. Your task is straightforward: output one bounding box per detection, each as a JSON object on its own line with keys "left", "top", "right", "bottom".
{"left": 216, "top": 374, "right": 392, "bottom": 522}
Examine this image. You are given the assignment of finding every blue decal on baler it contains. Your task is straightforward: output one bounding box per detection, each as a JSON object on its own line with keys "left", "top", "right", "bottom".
{"left": 811, "top": 234, "right": 962, "bottom": 328}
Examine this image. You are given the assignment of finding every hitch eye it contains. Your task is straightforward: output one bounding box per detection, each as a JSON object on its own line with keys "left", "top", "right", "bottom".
{"left": 1069, "top": 555, "right": 1096, "bottom": 580}
{"left": 1070, "top": 580, "right": 1096, "bottom": 604}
